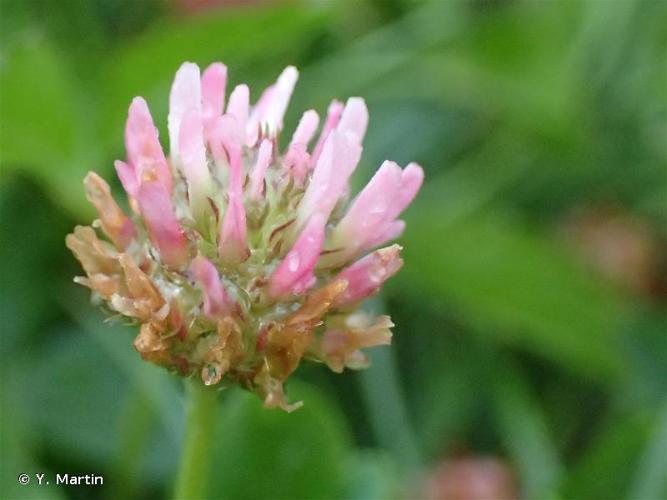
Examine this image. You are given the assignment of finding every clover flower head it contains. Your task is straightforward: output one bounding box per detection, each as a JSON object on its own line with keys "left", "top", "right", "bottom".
{"left": 67, "top": 62, "right": 423, "bottom": 410}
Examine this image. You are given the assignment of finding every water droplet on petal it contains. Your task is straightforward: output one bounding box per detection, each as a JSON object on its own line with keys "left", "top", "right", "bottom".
{"left": 288, "top": 252, "right": 300, "bottom": 272}
{"left": 370, "top": 203, "right": 386, "bottom": 215}
{"left": 369, "top": 268, "right": 386, "bottom": 284}
{"left": 202, "top": 363, "right": 222, "bottom": 385}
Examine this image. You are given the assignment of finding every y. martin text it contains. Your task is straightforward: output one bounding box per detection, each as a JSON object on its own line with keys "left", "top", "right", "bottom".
{"left": 56, "top": 474, "right": 104, "bottom": 485}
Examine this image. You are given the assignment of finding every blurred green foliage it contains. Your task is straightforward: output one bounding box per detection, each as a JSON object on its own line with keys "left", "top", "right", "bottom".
{"left": 1, "top": 0, "right": 665, "bottom": 499}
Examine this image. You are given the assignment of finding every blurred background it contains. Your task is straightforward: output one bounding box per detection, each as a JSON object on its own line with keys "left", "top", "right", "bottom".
{"left": 1, "top": 0, "right": 666, "bottom": 499}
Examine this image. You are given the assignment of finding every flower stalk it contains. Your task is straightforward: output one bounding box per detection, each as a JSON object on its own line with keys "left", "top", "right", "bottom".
{"left": 173, "top": 379, "right": 219, "bottom": 500}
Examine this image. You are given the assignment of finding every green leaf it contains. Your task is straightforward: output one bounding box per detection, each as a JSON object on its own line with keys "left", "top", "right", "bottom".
{"left": 343, "top": 451, "right": 401, "bottom": 500}
{"left": 563, "top": 411, "right": 653, "bottom": 499}
{"left": 67, "top": 304, "right": 184, "bottom": 441}
{"left": 295, "top": 1, "right": 469, "bottom": 103}
{"left": 0, "top": 177, "right": 73, "bottom": 353}
{"left": 397, "top": 172, "right": 625, "bottom": 379}
{"left": 418, "top": 354, "right": 479, "bottom": 459}
{"left": 493, "top": 364, "right": 563, "bottom": 499}
{"left": 0, "top": 35, "right": 98, "bottom": 216}
{"left": 11, "top": 300, "right": 183, "bottom": 487}
{"left": 628, "top": 402, "right": 667, "bottom": 500}
{"left": 208, "top": 381, "right": 352, "bottom": 500}
{"left": 9, "top": 326, "right": 129, "bottom": 464}
{"left": 0, "top": 369, "right": 67, "bottom": 500}
{"left": 0, "top": 35, "right": 76, "bottom": 165}
{"left": 107, "top": 388, "right": 157, "bottom": 500}
{"left": 359, "top": 346, "right": 422, "bottom": 470}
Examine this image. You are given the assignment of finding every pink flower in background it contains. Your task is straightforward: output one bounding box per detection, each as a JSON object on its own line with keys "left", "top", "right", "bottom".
{"left": 67, "top": 61, "right": 423, "bottom": 410}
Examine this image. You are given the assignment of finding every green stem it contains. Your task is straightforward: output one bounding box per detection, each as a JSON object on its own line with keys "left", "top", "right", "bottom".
{"left": 173, "top": 379, "right": 219, "bottom": 500}
{"left": 109, "top": 388, "right": 153, "bottom": 500}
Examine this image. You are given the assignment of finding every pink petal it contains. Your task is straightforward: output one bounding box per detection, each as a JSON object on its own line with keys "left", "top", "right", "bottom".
{"left": 297, "top": 129, "right": 362, "bottom": 231}
{"left": 202, "top": 116, "right": 223, "bottom": 165}
{"left": 283, "top": 144, "right": 310, "bottom": 184}
{"left": 384, "top": 162, "right": 424, "bottom": 221}
{"left": 207, "top": 83, "right": 246, "bottom": 167}
{"left": 333, "top": 245, "right": 403, "bottom": 307}
{"left": 289, "top": 109, "right": 319, "bottom": 148}
{"left": 179, "top": 108, "right": 213, "bottom": 219}
{"left": 190, "top": 256, "right": 233, "bottom": 318}
{"left": 249, "top": 139, "right": 273, "bottom": 200}
{"left": 246, "top": 85, "right": 274, "bottom": 147}
{"left": 284, "top": 110, "right": 319, "bottom": 182}
{"left": 332, "top": 161, "right": 423, "bottom": 257}
{"left": 268, "top": 213, "right": 326, "bottom": 298}
{"left": 217, "top": 114, "right": 245, "bottom": 203}
{"left": 114, "top": 160, "right": 138, "bottom": 199}
{"left": 334, "top": 160, "right": 403, "bottom": 250}
{"left": 362, "top": 164, "right": 422, "bottom": 249}
{"left": 217, "top": 113, "right": 247, "bottom": 267}
{"left": 311, "top": 100, "right": 343, "bottom": 167}
{"left": 337, "top": 97, "right": 368, "bottom": 144}
{"left": 369, "top": 220, "right": 405, "bottom": 248}
{"left": 125, "top": 98, "right": 172, "bottom": 192}
{"left": 201, "top": 62, "right": 227, "bottom": 126}
{"left": 226, "top": 84, "right": 249, "bottom": 137}
{"left": 262, "top": 66, "right": 298, "bottom": 136}
{"left": 168, "top": 62, "right": 201, "bottom": 160}
{"left": 219, "top": 190, "right": 249, "bottom": 264}
{"left": 137, "top": 180, "right": 189, "bottom": 268}
{"left": 217, "top": 114, "right": 244, "bottom": 161}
